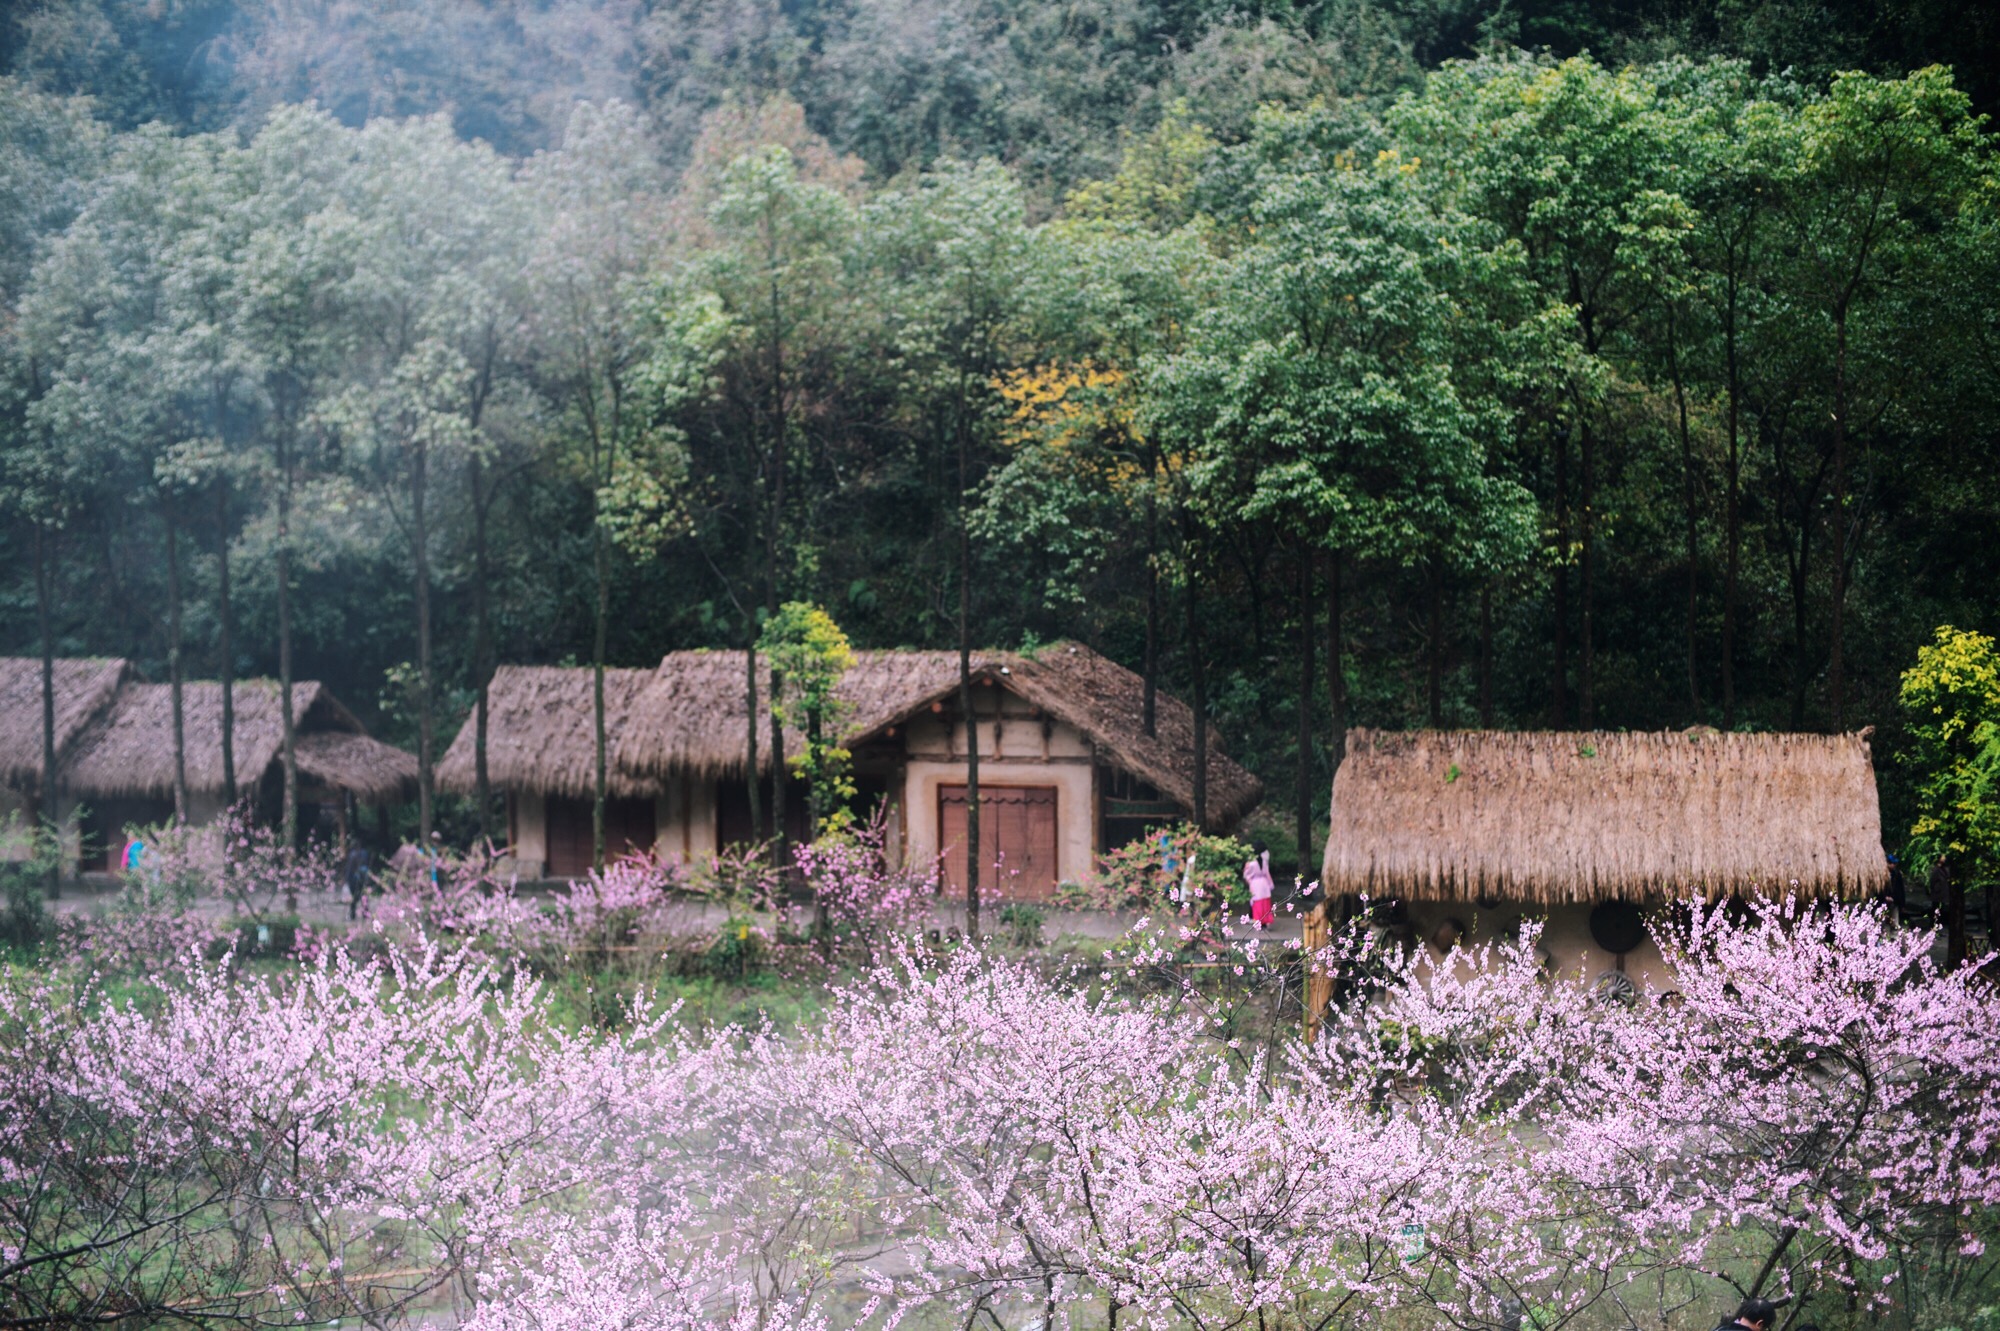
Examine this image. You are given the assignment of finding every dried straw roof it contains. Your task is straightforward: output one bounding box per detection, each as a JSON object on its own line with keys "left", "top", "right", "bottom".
{"left": 293, "top": 731, "right": 419, "bottom": 804}
{"left": 610, "top": 642, "right": 1264, "bottom": 828}
{"left": 61, "top": 679, "right": 407, "bottom": 803}
{"left": 609, "top": 648, "right": 965, "bottom": 782}
{"left": 436, "top": 666, "right": 658, "bottom": 799}
{"left": 1321, "top": 728, "right": 1887, "bottom": 904}
{"left": 0, "top": 657, "right": 130, "bottom": 788}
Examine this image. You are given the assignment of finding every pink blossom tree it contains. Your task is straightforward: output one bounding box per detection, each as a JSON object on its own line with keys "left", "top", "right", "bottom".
{"left": 1562, "top": 897, "right": 2000, "bottom": 1322}
{"left": 6, "top": 897, "right": 1995, "bottom": 1331}
{"left": 0, "top": 938, "right": 699, "bottom": 1331}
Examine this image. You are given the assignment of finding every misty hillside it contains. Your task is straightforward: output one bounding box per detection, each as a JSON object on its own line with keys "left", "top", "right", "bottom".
{"left": 4, "top": 0, "right": 1994, "bottom": 190}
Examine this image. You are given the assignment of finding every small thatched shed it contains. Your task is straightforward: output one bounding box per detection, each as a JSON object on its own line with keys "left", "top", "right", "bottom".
{"left": 0, "top": 656, "right": 131, "bottom": 791}
{"left": 1319, "top": 728, "right": 1887, "bottom": 993}
{"left": 1322, "top": 728, "right": 1887, "bottom": 905}
{"left": 448, "top": 642, "right": 1262, "bottom": 890}
{"left": 61, "top": 679, "right": 416, "bottom": 809}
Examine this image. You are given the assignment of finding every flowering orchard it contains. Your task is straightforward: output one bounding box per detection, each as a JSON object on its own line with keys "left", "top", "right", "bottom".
{"left": 3, "top": 897, "right": 1996, "bottom": 1331}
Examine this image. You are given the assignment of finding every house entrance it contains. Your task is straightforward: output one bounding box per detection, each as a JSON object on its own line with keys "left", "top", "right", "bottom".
{"left": 545, "top": 795, "right": 656, "bottom": 879}
{"left": 80, "top": 797, "right": 174, "bottom": 872}
{"left": 938, "top": 785, "right": 1058, "bottom": 900}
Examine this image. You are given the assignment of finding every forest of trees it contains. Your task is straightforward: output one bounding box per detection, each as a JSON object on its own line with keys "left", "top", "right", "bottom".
{"left": 2, "top": 0, "right": 1997, "bottom": 867}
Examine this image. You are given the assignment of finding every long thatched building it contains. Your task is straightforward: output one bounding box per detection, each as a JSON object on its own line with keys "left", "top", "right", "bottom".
{"left": 439, "top": 642, "right": 1263, "bottom": 893}
{"left": 1321, "top": 727, "right": 1887, "bottom": 989}
{"left": 0, "top": 658, "right": 416, "bottom": 872}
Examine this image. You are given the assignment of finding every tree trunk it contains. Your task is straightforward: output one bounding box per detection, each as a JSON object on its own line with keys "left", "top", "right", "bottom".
{"left": 1188, "top": 563, "right": 1207, "bottom": 829}
{"left": 769, "top": 661, "right": 788, "bottom": 860}
{"left": 1936, "top": 859, "right": 1966, "bottom": 969}
{"left": 1552, "top": 428, "right": 1569, "bottom": 728}
{"left": 1479, "top": 582, "right": 1494, "bottom": 728}
{"left": 1722, "top": 272, "right": 1742, "bottom": 729}
{"left": 413, "top": 436, "right": 435, "bottom": 843}
{"left": 472, "top": 456, "right": 494, "bottom": 843}
{"left": 1143, "top": 438, "right": 1158, "bottom": 738}
{"left": 805, "top": 711, "right": 824, "bottom": 832}
{"left": 744, "top": 631, "right": 762, "bottom": 841}
{"left": 766, "top": 268, "right": 788, "bottom": 864}
{"left": 277, "top": 434, "right": 298, "bottom": 851}
{"left": 1427, "top": 559, "right": 1444, "bottom": 728}
{"left": 1670, "top": 314, "right": 1701, "bottom": 721}
{"left": 1243, "top": 536, "right": 1269, "bottom": 663}
{"left": 167, "top": 502, "right": 188, "bottom": 824}
{"left": 1295, "top": 552, "right": 1314, "bottom": 874}
{"left": 959, "top": 429, "right": 981, "bottom": 941}
{"left": 34, "top": 526, "right": 58, "bottom": 897}
{"left": 216, "top": 484, "right": 236, "bottom": 805}
{"left": 468, "top": 332, "right": 499, "bottom": 845}
{"left": 593, "top": 517, "right": 609, "bottom": 872}
{"left": 1326, "top": 550, "right": 1346, "bottom": 772}
{"left": 1829, "top": 309, "right": 1848, "bottom": 730}
{"left": 1788, "top": 509, "right": 1813, "bottom": 732}
{"left": 1579, "top": 417, "right": 1596, "bottom": 729}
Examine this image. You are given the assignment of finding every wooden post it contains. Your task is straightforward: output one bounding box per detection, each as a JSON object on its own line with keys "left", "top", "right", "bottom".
{"left": 1303, "top": 899, "right": 1333, "bottom": 1046}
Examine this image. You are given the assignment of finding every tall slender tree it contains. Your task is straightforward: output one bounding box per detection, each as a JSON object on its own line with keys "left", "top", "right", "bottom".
{"left": 525, "top": 101, "right": 670, "bottom": 869}
{"left": 704, "top": 144, "right": 854, "bottom": 857}
{"left": 1776, "top": 67, "right": 1985, "bottom": 729}
{"left": 234, "top": 106, "right": 359, "bottom": 847}
{"left": 331, "top": 115, "right": 525, "bottom": 842}
{"left": 868, "top": 160, "right": 1031, "bottom": 936}
{"left": 1395, "top": 57, "right": 1686, "bottom": 728}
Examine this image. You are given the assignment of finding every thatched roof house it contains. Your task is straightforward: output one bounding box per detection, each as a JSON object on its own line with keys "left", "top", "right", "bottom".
{"left": 608, "top": 643, "right": 1262, "bottom": 825}
{"left": 443, "top": 642, "right": 1262, "bottom": 890}
{"left": 60, "top": 679, "right": 417, "bottom": 807}
{"left": 1322, "top": 727, "right": 1887, "bottom": 905}
{"left": 0, "top": 657, "right": 131, "bottom": 790}
{"left": 436, "top": 666, "right": 657, "bottom": 800}
{"left": 0, "top": 660, "right": 415, "bottom": 873}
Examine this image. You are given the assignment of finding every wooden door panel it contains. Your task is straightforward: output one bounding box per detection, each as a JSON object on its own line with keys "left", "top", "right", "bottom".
{"left": 938, "top": 785, "right": 1059, "bottom": 900}
{"left": 547, "top": 795, "right": 657, "bottom": 879}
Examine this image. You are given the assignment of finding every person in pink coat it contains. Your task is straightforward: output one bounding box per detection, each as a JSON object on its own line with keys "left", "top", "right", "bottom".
{"left": 1243, "top": 843, "right": 1276, "bottom": 927}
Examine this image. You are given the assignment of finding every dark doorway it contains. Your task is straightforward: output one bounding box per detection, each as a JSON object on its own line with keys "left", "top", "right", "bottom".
{"left": 716, "top": 776, "right": 812, "bottom": 849}
{"left": 545, "top": 794, "right": 656, "bottom": 879}
{"left": 79, "top": 797, "right": 175, "bottom": 872}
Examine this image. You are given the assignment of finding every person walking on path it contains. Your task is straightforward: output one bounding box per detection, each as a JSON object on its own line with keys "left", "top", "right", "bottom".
{"left": 1243, "top": 842, "right": 1276, "bottom": 928}
{"left": 343, "top": 842, "right": 373, "bottom": 921}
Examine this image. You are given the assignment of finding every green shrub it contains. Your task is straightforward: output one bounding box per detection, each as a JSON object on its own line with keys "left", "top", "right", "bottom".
{"left": 0, "top": 814, "right": 59, "bottom": 958}
{"left": 1087, "top": 823, "right": 1258, "bottom": 912}
{"left": 225, "top": 915, "right": 300, "bottom": 959}
{"left": 997, "top": 903, "right": 1045, "bottom": 948}
{"left": 704, "top": 918, "right": 769, "bottom": 978}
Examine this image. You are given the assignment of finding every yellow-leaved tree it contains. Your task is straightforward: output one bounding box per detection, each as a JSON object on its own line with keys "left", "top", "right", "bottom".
{"left": 1898, "top": 626, "right": 2000, "bottom": 957}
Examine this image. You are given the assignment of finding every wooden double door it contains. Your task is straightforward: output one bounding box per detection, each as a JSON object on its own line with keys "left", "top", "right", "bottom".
{"left": 938, "top": 784, "right": 1059, "bottom": 900}
{"left": 545, "top": 795, "right": 657, "bottom": 879}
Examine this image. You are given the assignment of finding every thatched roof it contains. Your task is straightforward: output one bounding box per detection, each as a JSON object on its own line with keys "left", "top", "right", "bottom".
{"left": 609, "top": 648, "right": 965, "bottom": 782}
{"left": 0, "top": 657, "right": 130, "bottom": 789}
{"left": 609, "top": 642, "right": 1264, "bottom": 828}
{"left": 1321, "top": 728, "right": 1887, "bottom": 904}
{"left": 61, "top": 679, "right": 407, "bottom": 803}
{"left": 294, "top": 731, "right": 419, "bottom": 804}
{"left": 436, "top": 666, "right": 658, "bottom": 799}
